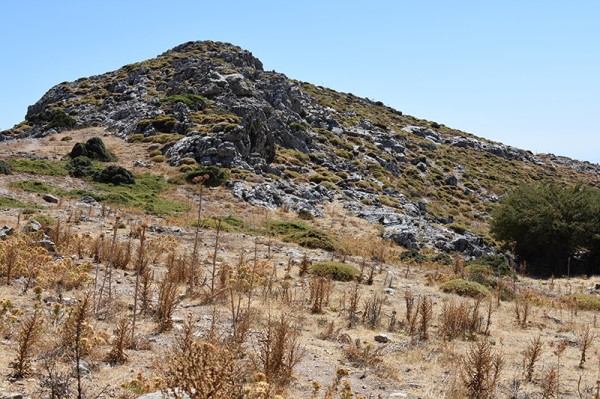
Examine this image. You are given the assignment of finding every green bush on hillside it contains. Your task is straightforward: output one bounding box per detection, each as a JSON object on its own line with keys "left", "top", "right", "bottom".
{"left": 93, "top": 166, "right": 135, "bottom": 185}
{"left": 311, "top": 262, "right": 359, "bottom": 281}
{"left": 440, "top": 278, "right": 490, "bottom": 298}
{"left": 184, "top": 166, "right": 229, "bottom": 187}
{"left": 70, "top": 137, "right": 117, "bottom": 162}
{"left": 0, "top": 160, "right": 12, "bottom": 175}
{"left": 491, "top": 183, "right": 600, "bottom": 277}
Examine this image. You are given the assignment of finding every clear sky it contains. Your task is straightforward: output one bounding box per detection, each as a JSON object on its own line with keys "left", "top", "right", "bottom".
{"left": 1, "top": 1, "right": 598, "bottom": 163}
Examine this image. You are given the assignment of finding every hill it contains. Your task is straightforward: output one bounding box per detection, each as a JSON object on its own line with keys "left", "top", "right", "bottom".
{"left": 1, "top": 41, "right": 600, "bottom": 399}
{"left": 3, "top": 40, "right": 600, "bottom": 258}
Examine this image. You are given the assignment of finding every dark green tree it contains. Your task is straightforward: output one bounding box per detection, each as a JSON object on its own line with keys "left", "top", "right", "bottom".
{"left": 490, "top": 183, "right": 600, "bottom": 277}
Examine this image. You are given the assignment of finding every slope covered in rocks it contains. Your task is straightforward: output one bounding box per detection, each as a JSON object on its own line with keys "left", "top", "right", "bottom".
{"left": 3, "top": 40, "right": 600, "bottom": 257}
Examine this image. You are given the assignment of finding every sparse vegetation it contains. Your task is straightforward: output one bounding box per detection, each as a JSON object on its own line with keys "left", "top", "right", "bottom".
{"left": 311, "top": 261, "right": 359, "bottom": 282}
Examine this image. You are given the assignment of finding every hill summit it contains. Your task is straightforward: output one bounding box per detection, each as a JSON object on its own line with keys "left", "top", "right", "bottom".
{"left": 3, "top": 40, "right": 600, "bottom": 256}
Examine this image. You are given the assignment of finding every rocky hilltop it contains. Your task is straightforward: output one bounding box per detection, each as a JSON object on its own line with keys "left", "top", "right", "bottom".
{"left": 3, "top": 40, "right": 600, "bottom": 257}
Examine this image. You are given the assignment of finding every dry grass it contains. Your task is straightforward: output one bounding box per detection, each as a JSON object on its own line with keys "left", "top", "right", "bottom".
{"left": 2, "top": 129, "right": 600, "bottom": 398}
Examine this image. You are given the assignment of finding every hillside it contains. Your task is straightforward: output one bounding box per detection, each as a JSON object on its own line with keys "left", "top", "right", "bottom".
{"left": 2, "top": 41, "right": 600, "bottom": 399}
{"left": 3, "top": 40, "right": 600, "bottom": 257}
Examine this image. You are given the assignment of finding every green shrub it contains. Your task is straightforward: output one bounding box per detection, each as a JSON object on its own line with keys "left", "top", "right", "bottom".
{"left": 61, "top": 136, "right": 73, "bottom": 142}
{"left": 32, "top": 214, "right": 56, "bottom": 228}
{"left": 178, "top": 165, "right": 195, "bottom": 173}
{"left": 94, "top": 166, "right": 135, "bottom": 185}
{"left": 0, "top": 160, "right": 12, "bottom": 175}
{"left": 466, "top": 254, "right": 514, "bottom": 277}
{"left": 268, "top": 220, "right": 340, "bottom": 251}
{"left": 67, "top": 156, "right": 96, "bottom": 178}
{"left": 431, "top": 253, "right": 452, "bottom": 265}
{"left": 150, "top": 115, "right": 177, "bottom": 132}
{"left": 399, "top": 249, "right": 428, "bottom": 264}
{"left": 27, "top": 108, "right": 76, "bottom": 130}
{"left": 184, "top": 166, "right": 229, "bottom": 187}
{"left": 563, "top": 294, "right": 600, "bottom": 311}
{"left": 151, "top": 155, "right": 165, "bottom": 163}
{"left": 149, "top": 149, "right": 162, "bottom": 157}
{"left": 311, "top": 262, "right": 359, "bottom": 282}
{"left": 179, "top": 157, "right": 197, "bottom": 165}
{"left": 159, "top": 94, "right": 210, "bottom": 110}
{"left": 70, "top": 137, "right": 117, "bottom": 162}
{"left": 440, "top": 279, "right": 490, "bottom": 298}
{"left": 464, "top": 264, "right": 495, "bottom": 287}
{"left": 288, "top": 122, "right": 308, "bottom": 132}
{"left": 8, "top": 180, "right": 58, "bottom": 194}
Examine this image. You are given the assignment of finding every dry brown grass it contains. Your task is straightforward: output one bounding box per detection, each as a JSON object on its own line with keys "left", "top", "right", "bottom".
{"left": 3, "top": 129, "right": 600, "bottom": 398}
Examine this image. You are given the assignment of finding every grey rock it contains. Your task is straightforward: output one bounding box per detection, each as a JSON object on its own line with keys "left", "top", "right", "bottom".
{"left": 0, "top": 225, "right": 14, "bottom": 239}
{"left": 445, "top": 175, "right": 458, "bottom": 186}
{"left": 42, "top": 193, "right": 59, "bottom": 203}
{"left": 22, "top": 220, "right": 42, "bottom": 233}
{"left": 38, "top": 239, "right": 57, "bottom": 252}
{"left": 374, "top": 334, "right": 390, "bottom": 343}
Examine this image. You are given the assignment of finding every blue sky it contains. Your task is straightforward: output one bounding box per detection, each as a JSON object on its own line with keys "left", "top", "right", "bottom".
{"left": 1, "top": 1, "right": 598, "bottom": 163}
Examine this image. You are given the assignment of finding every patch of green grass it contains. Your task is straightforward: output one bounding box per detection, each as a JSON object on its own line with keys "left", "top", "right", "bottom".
{"left": 311, "top": 261, "right": 359, "bottom": 281}
{"left": 90, "top": 173, "right": 188, "bottom": 216}
{"left": 159, "top": 94, "right": 212, "bottom": 109}
{"left": 440, "top": 278, "right": 491, "bottom": 298}
{"left": 8, "top": 180, "right": 60, "bottom": 194}
{"left": 6, "top": 158, "right": 69, "bottom": 176}
{"left": 268, "top": 220, "right": 340, "bottom": 251}
{"left": 0, "top": 196, "right": 40, "bottom": 209}
{"left": 564, "top": 294, "right": 600, "bottom": 311}
{"left": 191, "top": 215, "right": 250, "bottom": 233}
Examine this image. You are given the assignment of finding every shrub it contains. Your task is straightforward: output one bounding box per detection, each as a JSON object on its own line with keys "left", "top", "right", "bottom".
{"left": 0, "top": 160, "right": 12, "bottom": 175}
{"left": 440, "top": 279, "right": 491, "bottom": 298}
{"left": 563, "top": 294, "right": 600, "bottom": 311}
{"left": 162, "top": 341, "right": 239, "bottom": 398}
{"left": 465, "top": 264, "right": 495, "bottom": 287}
{"left": 159, "top": 94, "right": 210, "bottom": 110}
{"left": 179, "top": 157, "right": 197, "bottom": 165}
{"left": 490, "top": 183, "right": 600, "bottom": 277}
{"left": 67, "top": 156, "right": 96, "bottom": 178}
{"left": 184, "top": 166, "right": 229, "bottom": 187}
{"left": 70, "top": 137, "right": 117, "bottom": 162}
{"left": 94, "top": 166, "right": 135, "bottom": 185}
{"left": 399, "top": 249, "right": 428, "bottom": 264}
{"left": 27, "top": 108, "right": 76, "bottom": 130}
{"left": 311, "top": 262, "right": 359, "bottom": 282}
{"left": 268, "top": 221, "right": 340, "bottom": 251}
{"left": 150, "top": 115, "right": 177, "bottom": 132}
{"left": 466, "top": 254, "right": 514, "bottom": 277}
{"left": 150, "top": 155, "right": 165, "bottom": 163}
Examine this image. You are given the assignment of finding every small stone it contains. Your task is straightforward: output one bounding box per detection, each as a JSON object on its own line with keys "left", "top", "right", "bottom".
{"left": 374, "top": 334, "right": 389, "bottom": 343}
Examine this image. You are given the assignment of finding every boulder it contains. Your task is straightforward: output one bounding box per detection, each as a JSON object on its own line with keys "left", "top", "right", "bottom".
{"left": 42, "top": 194, "right": 59, "bottom": 203}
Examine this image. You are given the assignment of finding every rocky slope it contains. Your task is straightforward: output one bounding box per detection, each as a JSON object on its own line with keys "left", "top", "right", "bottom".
{"left": 3, "top": 40, "right": 600, "bottom": 257}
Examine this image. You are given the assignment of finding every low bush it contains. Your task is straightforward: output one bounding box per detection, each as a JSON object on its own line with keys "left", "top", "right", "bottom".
{"left": 563, "top": 294, "right": 600, "bottom": 311}
{"left": 311, "top": 262, "right": 359, "bottom": 282}
{"left": 466, "top": 254, "right": 514, "bottom": 277}
{"left": 27, "top": 108, "right": 76, "bottom": 130}
{"left": 94, "top": 166, "right": 135, "bottom": 185}
{"left": 70, "top": 137, "right": 117, "bottom": 162}
{"left": 399, "top": 249, "right": 428, "bottom": 264}
{"left": 67, "top": 156, "right": 96, "bottom": 178}
{"left": 268, "top": 220, "right": 340, "bottom": 251}
{"left": 184, "top": 166, "right": 229, "bottom": 187}
{"left": 0, "top": 160, "right": 12, "bottom": 175}
{"left": 465, "top": 264, "right": 495, "bottom": 287}
{"left": 440, "top": 279, "right": 491, "bottom": 298}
